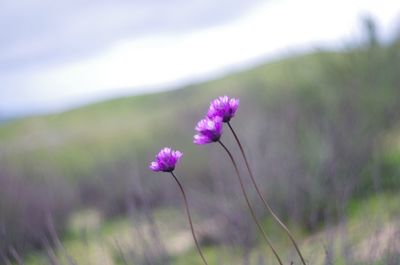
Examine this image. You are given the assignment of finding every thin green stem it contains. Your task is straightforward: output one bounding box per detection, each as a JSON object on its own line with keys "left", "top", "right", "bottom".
{"left": 170, "top": 172, "right": 209, "bottom": 265}
{"left": 218, "top": 140, "right": 284, "bottom": 265}
{"left": 227, "top": 122, "right": 307, "bottom": 265}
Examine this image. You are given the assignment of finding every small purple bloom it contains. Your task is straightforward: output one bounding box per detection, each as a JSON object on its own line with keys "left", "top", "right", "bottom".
{"left": 193, "top": 116, "right": 223, "bottom": 145}
{"left": 207, "top": 96, "right": 239, "bottom": 122}
{"left": 149, "top": 147, "right": 183, "bottom": 172}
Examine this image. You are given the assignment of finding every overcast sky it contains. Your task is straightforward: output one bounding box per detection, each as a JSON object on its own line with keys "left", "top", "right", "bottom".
{"left": 1, "top": 0, "right": 399, "bottom": 117}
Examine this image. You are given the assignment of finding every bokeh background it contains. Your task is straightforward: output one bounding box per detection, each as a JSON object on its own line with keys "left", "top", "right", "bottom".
{"left": 1, "top": 1, "right": 400, "bottom": 264}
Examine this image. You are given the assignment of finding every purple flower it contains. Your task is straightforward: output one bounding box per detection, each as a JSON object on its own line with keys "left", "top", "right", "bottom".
{"left": 193, "top": 116, "right": 223, "bottom": 145}
{"left": 149, "top": 147, "right": 183, "bottom": 172}
{"left": 207, "top": 96, "right": 239, "bottom": 122}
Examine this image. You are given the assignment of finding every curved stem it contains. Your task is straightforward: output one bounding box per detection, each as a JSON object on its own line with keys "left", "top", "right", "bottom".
{"left": 170, "top": 172, "right": 209, "bottom": 265}
{"left": 228, "top": 122, "right": 307, "bottom": 265}
{"left": 218, "top": 140, "right": 284, "bottom": 265}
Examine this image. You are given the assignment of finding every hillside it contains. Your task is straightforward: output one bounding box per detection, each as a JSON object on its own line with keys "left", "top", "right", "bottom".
{"left": 0, "top": 52, "right": 324, "bottom": 180}
{"left": 1, "top": 40, "right": 400, "bottom": 264}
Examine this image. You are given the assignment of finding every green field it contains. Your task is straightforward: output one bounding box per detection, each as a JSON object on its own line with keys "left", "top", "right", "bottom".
{"left": 1, "top": 36, "right": 400, "bottom": 264}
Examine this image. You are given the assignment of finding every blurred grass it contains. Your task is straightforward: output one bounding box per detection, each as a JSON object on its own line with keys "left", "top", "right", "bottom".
{"left": 22, "top": 192, "right": 399, "bottom": 265}
{"left": 2, "top": 33, "right": 400, "bottom": 263}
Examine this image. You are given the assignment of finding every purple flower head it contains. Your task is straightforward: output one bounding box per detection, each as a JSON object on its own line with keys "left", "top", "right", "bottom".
{"left": 149, "top": 147, "right": 183, "bottom": 172}
{"left": 207, "top": 95, "right": 239, "bottom": 122}
{"left": 193, "top": 116, "right": 223, "bottom": 145}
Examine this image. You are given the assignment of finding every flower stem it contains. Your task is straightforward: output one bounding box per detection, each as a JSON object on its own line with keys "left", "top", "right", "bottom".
{"left": 218, "top": 140, "right": 284, "bottom": 265}
{"left": 227, "top": 122, "right": 307, "bottom": 265}
{"left": 170, "top": 172, "right": 209, "bottom": 265}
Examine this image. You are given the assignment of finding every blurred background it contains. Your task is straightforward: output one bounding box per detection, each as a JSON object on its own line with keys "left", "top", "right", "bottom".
{"left": 1, "top": 1, "right": 400, "bottom": 264}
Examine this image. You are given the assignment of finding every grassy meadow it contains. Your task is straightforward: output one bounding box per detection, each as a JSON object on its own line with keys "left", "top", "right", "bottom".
{"left": 1, "top": 33, "right": 400, "bottom": 264}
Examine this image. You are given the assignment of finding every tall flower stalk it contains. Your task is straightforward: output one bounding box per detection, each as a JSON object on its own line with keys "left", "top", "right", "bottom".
{"left": 218, "top": 140, "right": 284, "bottom": 265}
{"left": 206, "top": 95, "right": 306, "bottom": 265}
{"left": 149, "top": 148, "right": 209, "bottom": 265}
{"left": 227, "top": 121, "right": 307, "bottom": 265}
{"left": 193, "top": 116, "right": 283, "bottom": 265}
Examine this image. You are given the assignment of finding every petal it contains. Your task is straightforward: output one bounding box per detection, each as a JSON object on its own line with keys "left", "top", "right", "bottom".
{"left": 193, "top": 134, "right": 212, "bottom": 145}
{"left": 149, "top": 161, "right": 160, "bottom": 171}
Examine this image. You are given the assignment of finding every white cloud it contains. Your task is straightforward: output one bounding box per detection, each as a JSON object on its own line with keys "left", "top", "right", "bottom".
{"left": 1, "top": 0, "right": 399, "bottom": 116}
